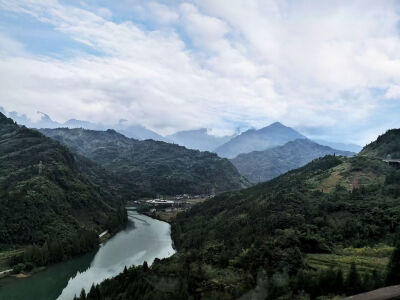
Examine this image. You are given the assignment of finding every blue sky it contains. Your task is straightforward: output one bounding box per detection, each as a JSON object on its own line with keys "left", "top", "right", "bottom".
{"left": 0, "top": 0, "right": 400, "bottom": 145}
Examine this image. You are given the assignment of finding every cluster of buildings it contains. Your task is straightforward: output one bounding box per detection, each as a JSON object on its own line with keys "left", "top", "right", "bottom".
{"left": 145, "top": 199, "right": 175, "bottom": 205}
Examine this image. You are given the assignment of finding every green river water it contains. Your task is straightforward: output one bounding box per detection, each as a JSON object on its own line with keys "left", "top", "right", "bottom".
{"left": 0, "top": 210, "right": 175, "bottom": 300}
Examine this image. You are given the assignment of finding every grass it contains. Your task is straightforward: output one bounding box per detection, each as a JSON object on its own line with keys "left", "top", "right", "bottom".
{"left": 318, "top": 171, "right": 342, "bottom": 193}
{"left": 306, "top": 245, "right": 393, "bottom": 275}
{"left": 307, "top": 162, "right": 351, "bottom": 193}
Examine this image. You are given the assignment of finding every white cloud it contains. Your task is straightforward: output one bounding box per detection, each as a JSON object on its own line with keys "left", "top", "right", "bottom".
{"left": 0, "top": 0, "right": 399, "bottom": 143}
{"left": 0, "top": 33, "right": 25, "bottom": 56}
{"left": 386, "top": 85, "right": 400, "bottom": 99}
{"left": 147, "top": 2, "right": 179, "bottom": 25}
{"left": 96, "top": 7, "right": 112, "bottom": 20}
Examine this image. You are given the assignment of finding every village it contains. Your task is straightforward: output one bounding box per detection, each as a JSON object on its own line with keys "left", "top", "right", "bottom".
{"left": 129, "top": 194, "right": 214, "bottom": 223}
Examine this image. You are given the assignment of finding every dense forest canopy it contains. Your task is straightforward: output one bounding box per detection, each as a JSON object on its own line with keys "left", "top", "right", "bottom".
{"left": 77, "top": 129, "right": 400, "bottom": 299}
{"left": 0, "top": 113, "right": 125, "bottom": 249}
{"left": 40, "top": 128, "right": 249, "bottom": 198}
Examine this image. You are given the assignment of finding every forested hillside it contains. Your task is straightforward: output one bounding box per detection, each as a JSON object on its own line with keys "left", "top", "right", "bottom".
{"left": 360, "top": 129, "right": 400, "bottom": 158}
{"left": 231, "top": 139, "right": 354, "bottom": 183}
{"left": 79, "top": 129, "right": 400, "bottom": 299}
{"left": 40, "top": 128, "right": 249, "bottom": 197}
{"left": 0, "top": 113, "right": 126, "bottom": 251}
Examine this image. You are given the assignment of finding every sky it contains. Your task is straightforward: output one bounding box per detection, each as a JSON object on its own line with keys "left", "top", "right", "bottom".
{"left": 0, "top": 0, "right": 400, "bottom": 145}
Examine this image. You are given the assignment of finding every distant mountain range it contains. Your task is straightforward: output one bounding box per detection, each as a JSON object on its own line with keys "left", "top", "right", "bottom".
{"left": 2, "top": 109, "right": 167, "bottom": 142}
{"left": 2, "top": 109, "right": 362, "bottom": 155}
{"left": 116, "top": 124, "right": 168, "bottom": 142}
{"left": 40, "top": 127, "right": 249, "bottom": 196}
{"left": 166, "top": 128, "right": 234, "bottom": 152}
{"left": 314, "top": 139, "right": 362, "bottom": 153}
{"left": 231, "top": 139, "right": 355, "bottom": 183}
{"left": 215, "top": 122, "right": 306, "bottom": 158}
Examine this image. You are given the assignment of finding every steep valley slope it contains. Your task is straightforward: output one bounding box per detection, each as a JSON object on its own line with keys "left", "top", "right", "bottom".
{"left": 77, "top": 129, "right": 400, "bottom": 299}
{"left": 40, "top": 128, "right": 249, "bottom": 198}
{"left": 0, "top": 113, "right": 125, "bottom": 248}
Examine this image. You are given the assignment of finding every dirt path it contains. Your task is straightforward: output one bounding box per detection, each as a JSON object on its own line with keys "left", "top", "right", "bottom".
{"left": 352, "top": 171, "right": 360, "bottom": 189}
{"left": 369, "top": 171, "right": 377, "bottom": 182}
{"left": 343, "top": 285, "right": 400, "bottom": 300}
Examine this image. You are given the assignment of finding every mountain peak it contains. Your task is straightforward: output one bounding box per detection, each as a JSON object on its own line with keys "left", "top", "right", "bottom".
{"left": 231, "top": 138, "right": 354, "bottom": 183}
{"left": 215, "top": 122, "right": 306, "bottom": 158}
{"left": 259, "top": 121, "right": 297, "bottom": 133}
{"left": 0, "top": 112, "right": 15, "bottom": 125}
{"left": 269, "top": 121, "right": 285, "bottom": 128}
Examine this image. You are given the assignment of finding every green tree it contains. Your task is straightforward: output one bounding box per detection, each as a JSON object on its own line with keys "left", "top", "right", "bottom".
{"left": 334, "top": 269, "right": 344, "bottom": 293}
{"left": 346, "top": 263, "right": 362, "bottom": 295}
{"left": 372, "top": 269, "right": 383, "bottom": 289}
{"left": 143, "top": 261, "right": 149, "bottom": 272}
{"left": 386, "top": 244, "right": 400, "bottom": 286}
{"left": 24, "top": 246, "right": 34, "bottom": 264}
{"left": 31, "top": 244, "right": 43, "bottom": 265}
{"left": 41, "top": 241, "right": 50, "bottom": 265}
{"left": 79, "top": 288, "right": 86, "bottom": 300}
{"left": 87, "top": 284, "right": 101, "bottom": 300}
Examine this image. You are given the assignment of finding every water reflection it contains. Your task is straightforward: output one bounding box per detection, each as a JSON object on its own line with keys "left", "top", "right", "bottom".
{"left": 0, "top": 211, "right": 175, "bottom": 300}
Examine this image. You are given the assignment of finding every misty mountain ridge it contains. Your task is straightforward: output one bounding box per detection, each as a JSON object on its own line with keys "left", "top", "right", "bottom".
{"left": 1, "top": 109, "right": 167, "bottom": 142}
{"left": 231, "top": 138, "right": 355, "bottom": 183}
{"left": 215, "top": 122, "right": 306, "bottom": 158}
{"left": 314, "top": 139, "right": 362, "bottom": 153}
{"left": 115, "top": 123, "right": 169, "bottom": 142}
{"left": 1, "top": 108, "right": 362, "bottom": 155}
{"left": 166, "top": 128, "right": 235, "bottom": 152}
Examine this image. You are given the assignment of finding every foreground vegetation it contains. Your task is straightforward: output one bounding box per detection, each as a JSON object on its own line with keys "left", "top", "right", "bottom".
{"left": 76, "top": 129, "right": 400, "bottom": 299}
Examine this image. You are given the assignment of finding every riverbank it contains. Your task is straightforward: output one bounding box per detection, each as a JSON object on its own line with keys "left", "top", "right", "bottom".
{"left": 0, "top": 211, "right": 175, "bottom": 300}
{"left": 136, "top": 195, "right": 209, "bottom": 223}
{"left": 0, "top": 228, "right": 114, "bottom": 282}
{"left": 0, "top": 269, "right": 12, "bottom": 279}
{"left": 142, "top": 210, "right": 178, "bottom": 223}
{"left": 0, "top": 248, "right": 24, "bottom": 273}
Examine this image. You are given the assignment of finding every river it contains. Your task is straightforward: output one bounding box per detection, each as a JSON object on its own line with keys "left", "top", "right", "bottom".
{"left": 0, "top": 209, "right": 175, "bottom": 300}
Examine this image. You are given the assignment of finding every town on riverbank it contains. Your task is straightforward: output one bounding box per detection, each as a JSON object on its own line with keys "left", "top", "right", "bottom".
{"left": 128, "top": 194, "right": 213, "bottom": 223}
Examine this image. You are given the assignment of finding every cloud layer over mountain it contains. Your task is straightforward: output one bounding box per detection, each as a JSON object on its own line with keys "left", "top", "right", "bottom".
{"left": 0, "top": 0, "right": 400, "bottom": 144}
